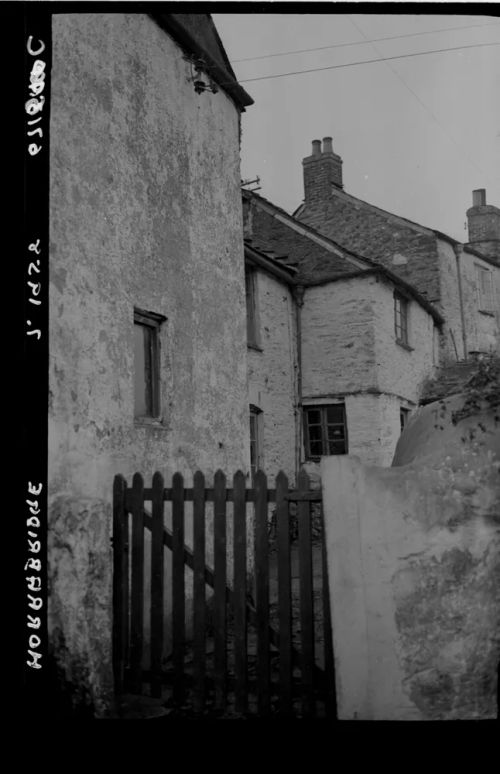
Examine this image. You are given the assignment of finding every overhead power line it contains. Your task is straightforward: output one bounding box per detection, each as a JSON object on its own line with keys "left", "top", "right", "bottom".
{"left": 236, "top": 42, "right": 500, "bottom": 84}
{"left": 347, "top": 15, "right": 494, "bottom": 185}
{"left": 233, "top": 21, "right": 500, "bottom": 63}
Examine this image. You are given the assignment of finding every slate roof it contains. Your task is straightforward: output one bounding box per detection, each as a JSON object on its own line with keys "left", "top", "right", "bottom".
{"left": 243, "top": 189, "right": 444, "bottom": 324}
{"left": 243, "top": 189, "right": 373, "bottom": 283}
{"left": 294, "top": 188, "right": 444, "bottom": 304}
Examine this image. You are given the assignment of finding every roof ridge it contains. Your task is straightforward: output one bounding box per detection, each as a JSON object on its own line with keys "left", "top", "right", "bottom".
{"left": 242, "top": 188, "right": 376, "bottom": 268}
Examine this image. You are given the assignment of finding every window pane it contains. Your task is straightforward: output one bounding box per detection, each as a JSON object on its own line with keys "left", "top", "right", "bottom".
{"left": 308, "top": 425, "right": 323, "bottom": 441}
{"left": 134, "top": 324, "right": 154, "bottom": 417}
{"left": 307, "top": 409, "right": 321, "bottom": 424}
{"left": 134, "top": 324, "right": 148, "bottom": 417}
{"left": 309, "top": 440, "right": 323, "bottom": 456}
{"left": 328, "top": 426, "right": 345, "bottom": 440}
{"left": 328, "top": 440, "right": 346, "bottom": 455}
{"left": 326, "top": 406, "right": 344, "bottom": 424}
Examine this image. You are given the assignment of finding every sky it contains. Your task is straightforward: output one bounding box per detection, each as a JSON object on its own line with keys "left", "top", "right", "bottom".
{"left": 213, "top": 11, "right": 500, "bottom": 241}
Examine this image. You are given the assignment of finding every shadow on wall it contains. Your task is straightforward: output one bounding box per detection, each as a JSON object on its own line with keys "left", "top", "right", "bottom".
{"left": 321, "top": 386, "right": 500, "bottom": 720}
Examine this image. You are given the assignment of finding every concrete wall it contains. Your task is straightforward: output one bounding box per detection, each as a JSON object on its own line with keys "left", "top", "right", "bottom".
{"left": 247, "top": 269, "right": 297, "bottom": 482}
{"left": 321, "top": 395, "right": 500, "bottom": 720}
{"left": 48, "top": 13, "right": 249, "bottom": 715}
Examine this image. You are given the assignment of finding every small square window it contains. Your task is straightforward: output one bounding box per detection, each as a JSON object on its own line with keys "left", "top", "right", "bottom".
{"left": 304, "top": 404, "right": 348, "bottom": 458}
{"left": 134, "top": 308, "right": 165, "bottom": 419}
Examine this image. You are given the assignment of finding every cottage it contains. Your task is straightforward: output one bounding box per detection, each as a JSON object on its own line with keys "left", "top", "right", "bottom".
{"left": 48, "top": 12, "right": 252, "bottom": 715}
{"left": 295, "top": 137, "right": 500, "bottom": 362}
{"left": 243, "top": 187, "right": 443, "bottom": 472}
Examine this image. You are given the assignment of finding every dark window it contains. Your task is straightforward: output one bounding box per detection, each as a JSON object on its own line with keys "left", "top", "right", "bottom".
{"left": 394, "top": 293, "right": 409, "bottom": 346}
{"left": 400, "top": 408, "right": 410, "bottom": 434}
{"left": 304, "top": 404, "right": 347, "bottom": 458}
{"left": 134, "top": 308, "right": 164, "bottom": 419}
{"left": 245, "top": 268, "right": 259, "bottom": 347}
{"left": 249, "top": 405, "right": 262, "bottom": 479}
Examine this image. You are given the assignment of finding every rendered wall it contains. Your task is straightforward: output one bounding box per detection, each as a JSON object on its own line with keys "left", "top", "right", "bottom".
{"left": 48, "top": 13, "right": 249, "bottom": 715}
{"left": 459, "top": 249, "right": 500, "bottom": 356}
{"left": 301, "top": 276, "right": 436, "bottom": 467}
{"left": 247, "top": 269, "right": 297, "bottom": 482}
{"left": 321, "top": 395, "right": 500, "bottom": 720}
{"left": 301, "top": 276, "right": 377, "bottom": 397}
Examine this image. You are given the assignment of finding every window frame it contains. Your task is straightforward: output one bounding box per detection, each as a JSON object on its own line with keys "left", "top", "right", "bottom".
{"left": 134, "top": 308, "right": 165, "bottom": 421}
{"left": 394, "top": 291, "right": 410, "bottom": 347}
{"left": 303, "top": 403, "right": 348, "bottom": 460}
{"left": 400, "top": 407, "right": 411, "bottom": 434}
{"left": 475, "top": 263, "right": 495, "bottom": 314}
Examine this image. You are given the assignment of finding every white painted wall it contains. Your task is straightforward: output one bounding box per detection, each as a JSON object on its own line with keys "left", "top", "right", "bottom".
{"left": 300, "top": 275, "right": 436, "bottom": 466}
{"left": 247, "top": 269, "right": 297, "bottom": 482}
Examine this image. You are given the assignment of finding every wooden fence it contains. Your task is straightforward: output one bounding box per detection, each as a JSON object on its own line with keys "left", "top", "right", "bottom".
{"left": 112, "top": 469, "right": 336, "bottom": 718}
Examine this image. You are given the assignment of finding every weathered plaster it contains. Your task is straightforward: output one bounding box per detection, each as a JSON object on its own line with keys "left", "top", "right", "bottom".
{"left": 321, "top": 395, "right": 499, "bottom": 720}
{"left": 301, "top": 277, "right": 378, "bottom": 396}
{"left": 460, "top": 249, "right": 500, "bottom": 356}
{"left": 247, "top": 270, "right": 297, "bottom": 482}
{"left": 49, "top": 13, "right": 249, "bottom": 715}
{"left": 300, "top": 276, "right": 436, "bottom": 466}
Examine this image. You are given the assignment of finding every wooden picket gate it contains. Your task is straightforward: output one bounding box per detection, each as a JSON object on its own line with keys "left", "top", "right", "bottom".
{"left": 112, "top": 469, "right": 337, "bottom": 718}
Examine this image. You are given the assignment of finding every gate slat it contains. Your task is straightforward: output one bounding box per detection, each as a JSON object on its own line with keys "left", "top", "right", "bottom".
{"left": 297, "top": 469, "right": 315, "bottom": 718}
{"left": 172, "top": 472, "right": 185, "bottom": 706}
{"left": 130, "top": 472, "right": 145, "bottom": 694}
{"left": 214, "top": 470, "right": 227, "bottom": 711}
{"left": 321, "top": 502, "right": 337, "bottom": 719}
{"left": 150, "top": 472, "right": 165, "bottom": 699}
{"left": 276, "top": 471, "right": 292, "bottom": 716}
{"left": 192, "top": 471, "right": 206, "bottom": 713}
{"left": 112, "top": 475, "right": 128, "bottom": 695}
{"left": 254, "top": 469, "right": 270, "bottom": 716}
{"left": 233, "top": 470, "right": 247, "bottom": 715}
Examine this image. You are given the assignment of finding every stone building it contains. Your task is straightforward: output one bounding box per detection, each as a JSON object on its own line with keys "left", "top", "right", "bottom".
{"left": 243, "top": 189, "right": 443, "bottom": 474}
{"left": 295, "top": 137, "right": 500, "bottom": 363}
{"left": 242, "top": 138, "right": 499, "bottom": 478}
{"left": 48, "top": 12, "right": 253, "bottom": 715}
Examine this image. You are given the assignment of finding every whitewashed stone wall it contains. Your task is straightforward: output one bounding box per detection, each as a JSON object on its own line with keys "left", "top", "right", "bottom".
{"left": 247, "top": 270, "right": 297, "bottom": 482}
{"left": 436, "top": 239, "right": 500, "bottom": 361}
{"left": 460, "top": 250, "right": 500, "bottom": 356}
{"left": 436, "top": 239, "right": 465, "bottom": 362}
{"left": 301, "top": 277, "right": 378, "bottom": 397}
{"left": 300, "top": 276, "right": 436, "bottom": 466}
{"left": 372, "top": 279, "right": 437, "bottom": 403}
{"left": 49, "top": 13, "right": 249, "bottom": 716}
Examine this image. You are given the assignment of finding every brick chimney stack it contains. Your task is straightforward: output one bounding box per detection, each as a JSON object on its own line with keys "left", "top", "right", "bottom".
{"left": 303, "top": 136, "right": 343, "bottom": 204}
{"left": 466, "top": 189, "right": 500, "bottom": 264}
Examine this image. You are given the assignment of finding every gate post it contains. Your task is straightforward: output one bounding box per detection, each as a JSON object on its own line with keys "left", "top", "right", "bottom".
{"left": 112, "top": 474, "right": 128, "bottom": 696}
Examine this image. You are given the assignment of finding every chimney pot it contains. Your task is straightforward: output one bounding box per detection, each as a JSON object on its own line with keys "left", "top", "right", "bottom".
{"left": 472, "top": 189, "right": 486, "bottom": 207}
{"left": 312, "top": 139, "right": 321, "bottom": 156}
{"left": 322, "top": 137, "right": 333, "bottom": 154}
